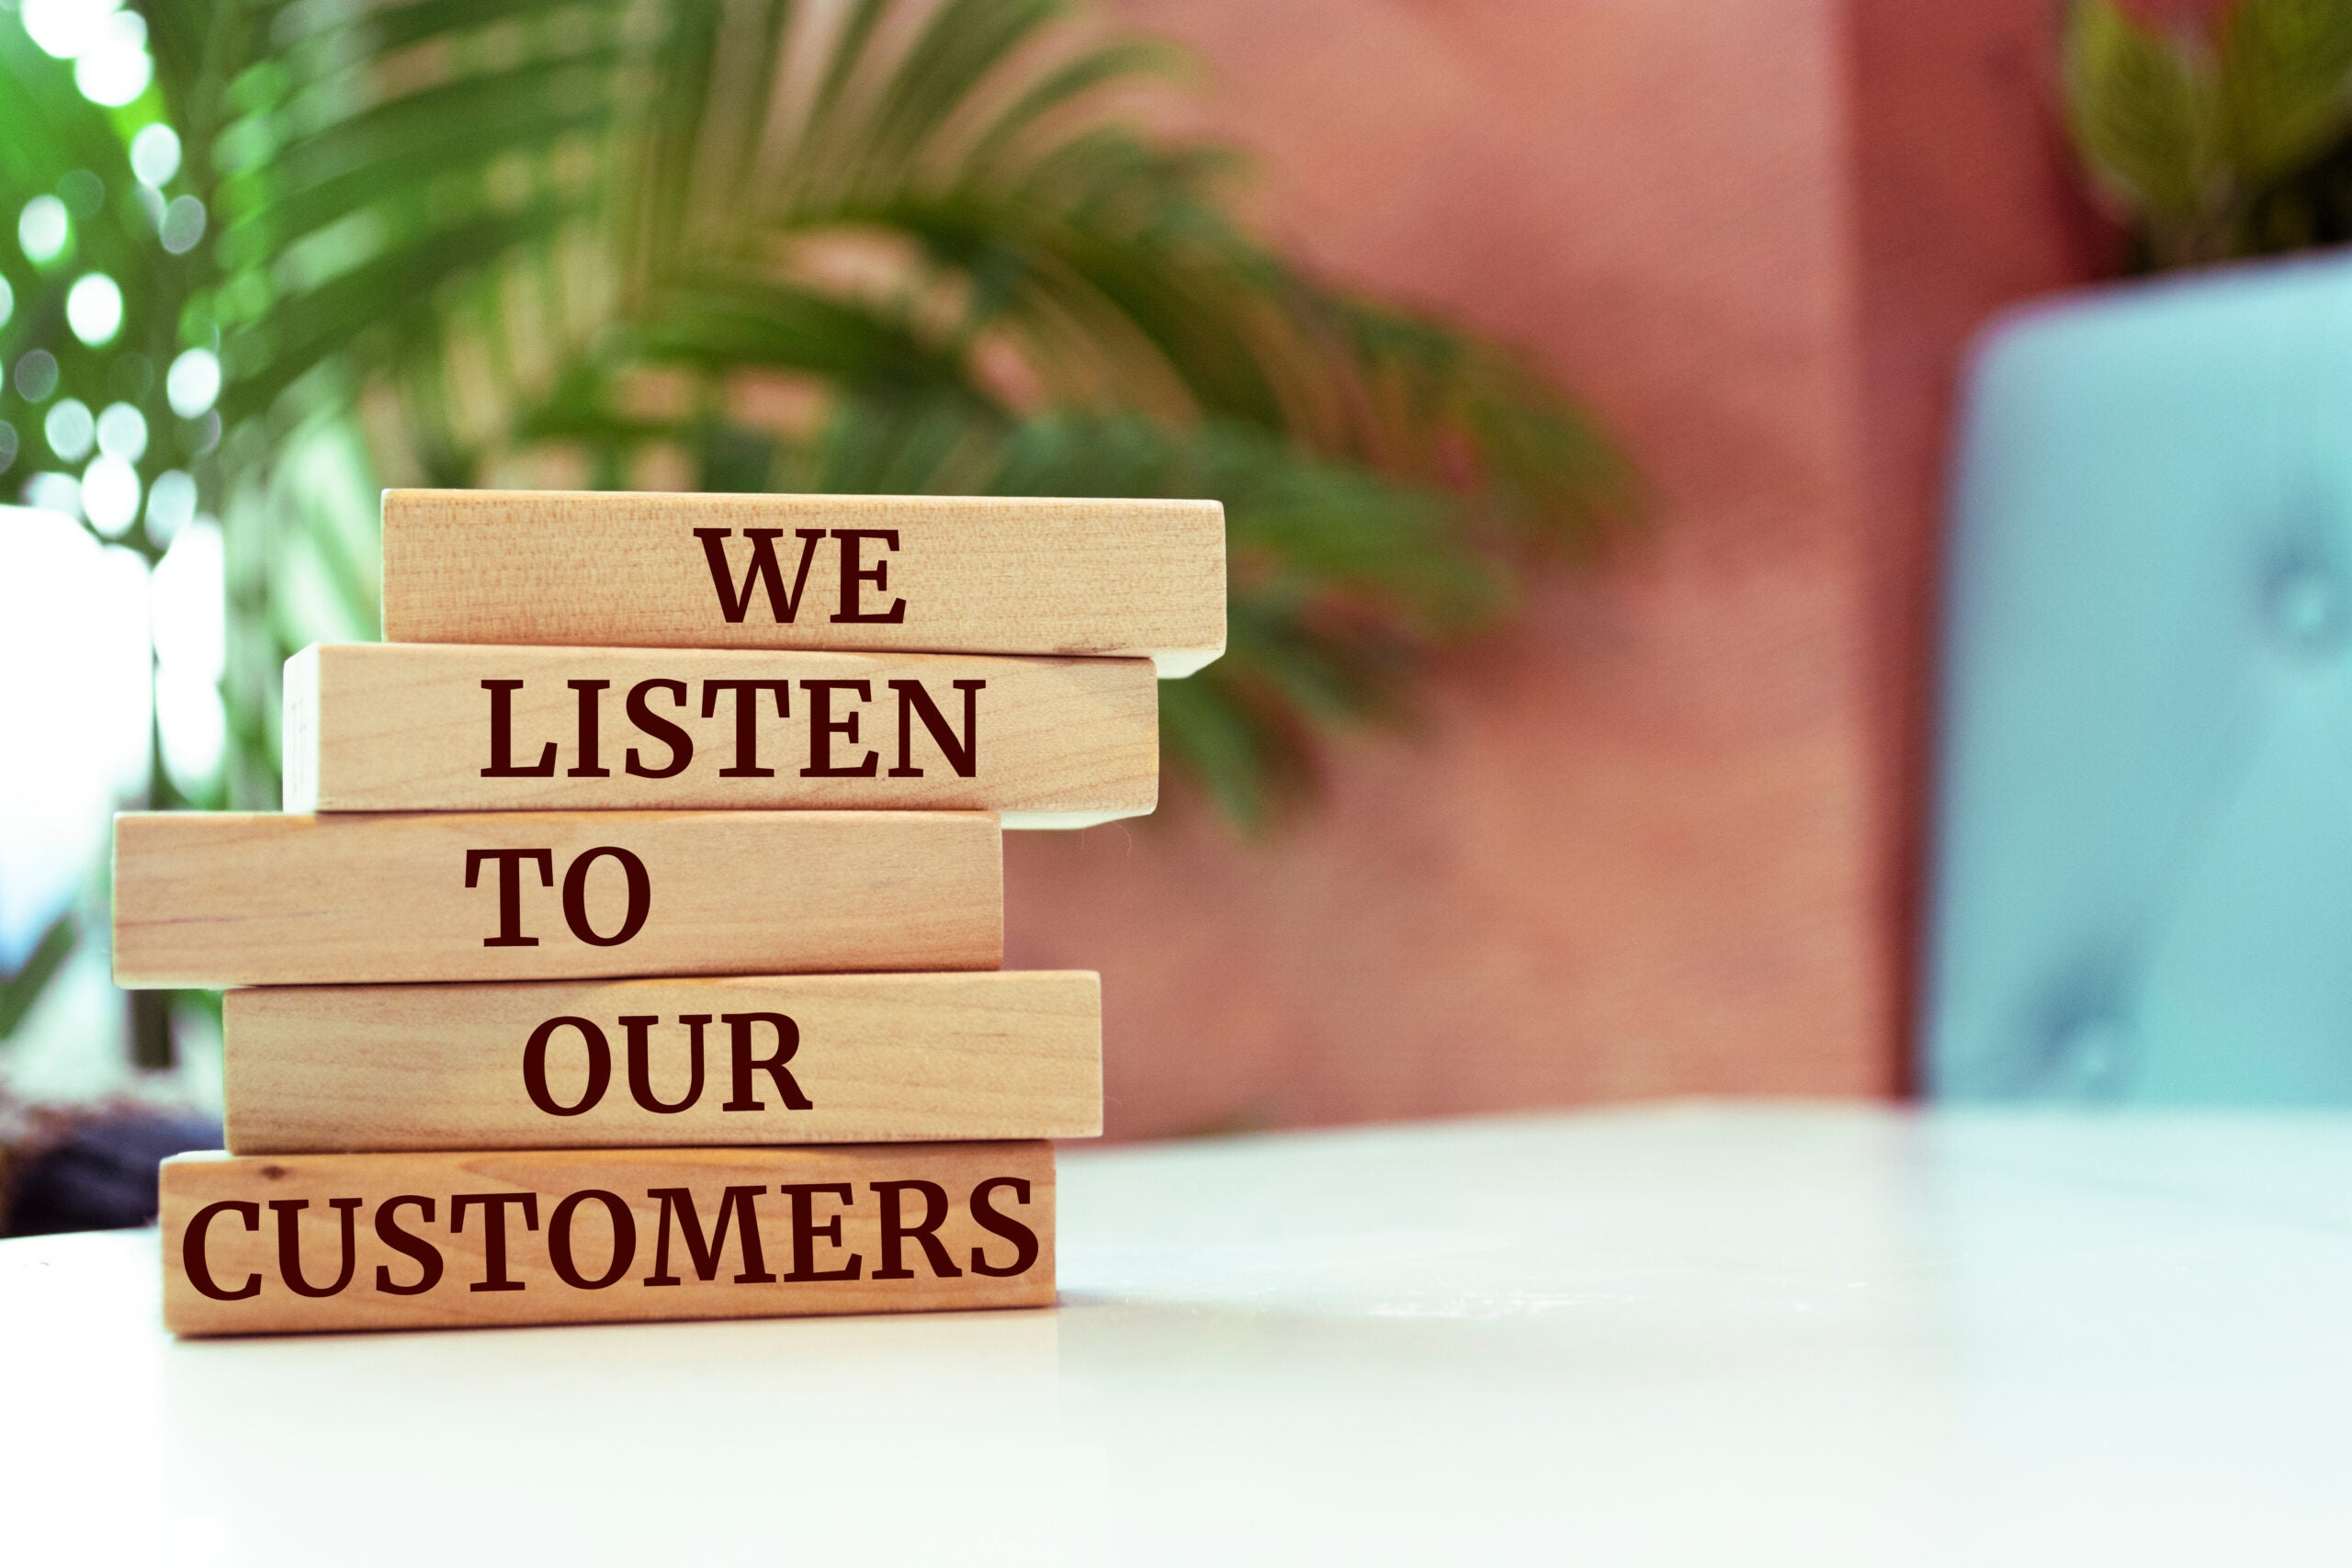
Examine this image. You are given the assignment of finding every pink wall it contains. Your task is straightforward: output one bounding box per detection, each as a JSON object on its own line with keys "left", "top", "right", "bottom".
{"left": 1015, "top": 0, "right": 2107, "bottom": 1136}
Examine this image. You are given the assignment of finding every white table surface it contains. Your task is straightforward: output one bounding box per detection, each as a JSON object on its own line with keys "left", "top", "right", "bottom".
{"left": 5, "top": 1103, "right": 2350, "bottom": 1565}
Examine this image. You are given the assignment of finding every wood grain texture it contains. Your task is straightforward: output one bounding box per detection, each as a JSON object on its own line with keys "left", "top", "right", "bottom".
{"left": 223, "top": 971, "right": 1102, "bottom": 1153}
{"left": 380, "top": 491, "right": 1227, "bottom": 676}
{"left": 161, "top": 1141, "right": 1054, "bottom": 1336}
{"left": 113, "top": 810, "right": 1001, "bottom": 987}
{"left": 282, "top": 642, "right": 1157, "bottom": 827}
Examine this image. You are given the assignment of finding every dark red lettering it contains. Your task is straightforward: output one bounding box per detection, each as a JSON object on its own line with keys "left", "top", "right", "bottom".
{"left": 701, "top": 680, "right": 792, "bottom": 777}
{"left": 831, "top": 528, "right": 906, "bottom": 623}
{"left": 643, "top": 1186, "right": 776, "bottom": 1285}
{"left": 270, "top": 1196, "right": 363, "bottom": 1298}
{"left": 625, "top": 679, "right": 693, "bottom": 778}
{"left": 870, "top": 1180, "right": 961, "bottom": 1280}
{"left": 373, "top": 1195, "right": 444, "bottom": 1295}
{"left": 524, "top": 1016, "right": 611, "bottom": 1116}
{"left": 568, "top": 679, "right": 611, "bottom": 777}
{"left": 561, "top": 846, "right": 650, "bottom": 946}
{"left": 548, "top": 1190, "right": 636, "bottom": 1290}
{"left": 481, "top": 680, "right": 557, "bottom": 777}
{"left": 450, "top": 1192, "right": 539, "bottom": 1292}
{"left": 623, "top": 1014, "right": 706, "bottom": 1113}
{"left": 800, "top": 679, "right": 877, "bottom": 777}
{"left": 967, "top": 1177, "right": 1040, "bottom": 1278}
{"left": 888, "top": 678, "right": 983, "bottom": 778}
{"left": 465, "top": 848, "right": 554, "bottom": 947}
{"left": 695, "top": 526, "right": 827, "bottom": 623}
{"left": 775, "top": 1183, "right": 862, "bottom": 1281}
{"left": 183, "top": 1199, "right": 261, "bottom": 1301}
{"left": 722, "top": 1012, "right": 811, "bottom": 1111}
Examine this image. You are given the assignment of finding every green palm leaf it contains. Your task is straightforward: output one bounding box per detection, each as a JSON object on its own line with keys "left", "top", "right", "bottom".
{"left": 2064, "top": 0, "right": 2225, "bottom": 236}
{"left": 11, "top": 0, "right": 1630, "bottom": 831}
{"left": 2063, "top": 0, "right": 2352, "bottom": 266}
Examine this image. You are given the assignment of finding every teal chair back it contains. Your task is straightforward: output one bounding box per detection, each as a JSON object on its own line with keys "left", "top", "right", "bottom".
{"left": 1927, "top": 254, "right": 2352, "bottom": 1101}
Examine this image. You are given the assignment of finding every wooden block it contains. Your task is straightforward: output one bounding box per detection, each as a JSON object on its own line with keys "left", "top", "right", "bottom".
{"left": 380, "top": 490, "right": 1227, "bottom": 676}
{"left": 161, "top": 1141, "right": 1053, "bottom": 1336}
{"left": 224, "top": 971, "right": 1102, "bottom": 1153}
{"left": 112, "top": 810, "right": 1000, "bottom": 987}
{"left": 283, "top": 642, "right": 1157, "bottom": 827}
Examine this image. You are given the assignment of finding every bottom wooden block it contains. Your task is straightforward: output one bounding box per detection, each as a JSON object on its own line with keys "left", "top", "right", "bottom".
{"left": 161, "top": 1142, "right": 1052, "bottom": 1337}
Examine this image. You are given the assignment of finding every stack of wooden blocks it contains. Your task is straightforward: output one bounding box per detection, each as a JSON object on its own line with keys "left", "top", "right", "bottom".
{"left": 115, "top": 490, "right": 1225, "bottom": 1336}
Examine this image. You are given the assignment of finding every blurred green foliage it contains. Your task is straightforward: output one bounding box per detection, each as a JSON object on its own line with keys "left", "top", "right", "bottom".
{"left": 2065, "top": 0, "right": 2352, "bottom": 268}
{"left": 5, "top": 0, "right": 1631, "bottom": 853}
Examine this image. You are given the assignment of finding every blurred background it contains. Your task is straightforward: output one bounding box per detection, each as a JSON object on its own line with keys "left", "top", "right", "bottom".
{"left": 6, "top": 0, "right": 2344, "bottom": 1228}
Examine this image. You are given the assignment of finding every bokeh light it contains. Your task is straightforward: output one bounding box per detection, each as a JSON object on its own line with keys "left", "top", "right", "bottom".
{"left": 18, "top": 195, "right": 69, "bottom": 264}
{"left": 95, "top": 400, "right": 148, "bottom": 460}
{"left": 65, "top": 272, "right": 123, "bottom": 344}
{"left": 20, "top": 0, "right": 153, "bottom": 107}
{"left": 159, "top": 195, "right": 206, "bottom": 255}
{"left": 15, "top": 350, "right": 62, "bottom": 401}
{"left": 19, "top": 0, "right": 116, "bottom": 61}
{"left": 80, "top": 452, "right": 141, "bottom": 536}
{"left": 21, "top": 471, "right": 81, "bottom": 518}
{"left": 166, "top": 347, "right": 220, "bottom": 417}
{"left": 130, "top": 123, "right": 181, "bottom": 187}
{"left": 45, "top": 398, "right": 96, "bottom": 462}
{"left": 144, "top": 468, "right": 196, "bottom": 544}
{"left": 74, "top": 13, "right": 153, "bottom": 107}
{"left": 96, "top": 402, "right": 147, "bottom": 461}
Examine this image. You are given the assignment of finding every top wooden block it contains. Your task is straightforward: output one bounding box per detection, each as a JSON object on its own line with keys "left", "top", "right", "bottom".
{"left": 380, "top": 491, "right": 1227, "bottom": 676}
